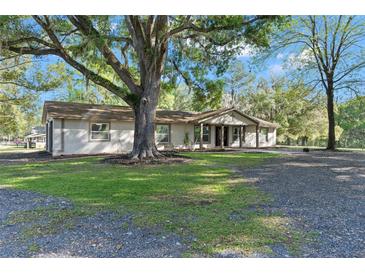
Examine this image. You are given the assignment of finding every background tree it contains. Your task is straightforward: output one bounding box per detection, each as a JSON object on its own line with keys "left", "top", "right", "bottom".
{"left": 191, "top": 79, "right": 225, "bottom": 111}
{"left": 54, "top": 68, "right": 127, "bottom": 105}
{"left": 158, "top": 84, "right": 193, "bottom": 111}
{"left": 1, "top": 15, "right": 284, "bottom": 159}
{"left": 223, "top": 60, "right": 255, "bottom": 107}
{"left": 269, "top": 16, "right": 365, "bottom": 150}
{"left": 228, "top": 74, "right": 328, "bottom": 145}
{"left": 0, "top": 53, "right": 63, "bottom": 138}
{"left": 337, "top": 96, "right": 365, "bottom": 148}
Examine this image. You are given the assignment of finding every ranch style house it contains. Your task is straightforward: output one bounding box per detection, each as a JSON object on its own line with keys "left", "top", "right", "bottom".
{"left": 42, "top": 101, "right": 278, "bottom": 156}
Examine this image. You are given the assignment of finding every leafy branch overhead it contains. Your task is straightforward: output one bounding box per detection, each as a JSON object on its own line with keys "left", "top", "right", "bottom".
{"left": 0, "top": 15, "right": 285, "bottom": 159}
{"left": 0, "top": 16, "right": 284, "bottom": 107}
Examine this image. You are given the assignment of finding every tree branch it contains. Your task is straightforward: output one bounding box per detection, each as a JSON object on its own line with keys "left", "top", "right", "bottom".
{"left": 66, "top": 15, "right": 141, "bottom": 95}
{"left": 28, "top": 16, "right": 134, "bottom": 104}
{"left": 165, "top": 16, "right": 267, "bottom": 40}
{"left": 0, "top": 61, "right": 33, "bottom": 71}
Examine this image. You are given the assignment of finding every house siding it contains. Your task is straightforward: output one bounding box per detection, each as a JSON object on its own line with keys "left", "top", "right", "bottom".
{"left": 244, "top": 125, "right": 257, "bottom": 147}
{"left": 52, "top": 119, "right": 63, "bottom": 154}
{"left": 49, "top": 118, "right": 276, "bottom": 156}
{"left": 52, "top": 119, "right": 134, "bottom": 156}
{"left": 157, "top": 123, "right": 216, "bottom": 150}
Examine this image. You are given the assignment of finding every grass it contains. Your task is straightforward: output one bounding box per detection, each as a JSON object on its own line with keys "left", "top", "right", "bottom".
{"left": 27, "top": 243, "right": 41, "bottom": 253}
{"left": 0, "top": 145, "right": 41, "bottom": 153}
{"left": 276, "top": 145, "right": 365, "bottom": 152}
{"left": 0, "top": 152, "right": 305, "bottom": 256}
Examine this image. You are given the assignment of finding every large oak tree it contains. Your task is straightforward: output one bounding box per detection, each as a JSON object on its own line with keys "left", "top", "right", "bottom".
{"left": 0, "top": 16, "right": 283, "bottom": 159}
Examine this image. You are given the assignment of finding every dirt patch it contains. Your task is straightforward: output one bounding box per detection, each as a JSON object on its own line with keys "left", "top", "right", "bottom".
{"left": 102, "top": 152, "right": 192, "bottom": 166}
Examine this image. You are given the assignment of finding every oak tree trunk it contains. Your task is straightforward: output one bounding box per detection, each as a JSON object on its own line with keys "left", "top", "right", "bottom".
{"left": 326, "top": 85, "right": 336, "bottom": 150}
{"left": 125, "top": 16, "right": 168, "bottom": 160}
{"left": 130, "top": 85, "right": 163, "bottom": 160}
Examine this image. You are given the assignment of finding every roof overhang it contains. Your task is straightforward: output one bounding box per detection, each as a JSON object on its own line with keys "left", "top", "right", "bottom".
{"left": 25, "top": 133, "right": 46, "bottom": 139}
{"left": 42, "top": 101, "right": 279, "bottom": 128}
{"left": 196, "top": 108, "right": 258, "bottom": 125}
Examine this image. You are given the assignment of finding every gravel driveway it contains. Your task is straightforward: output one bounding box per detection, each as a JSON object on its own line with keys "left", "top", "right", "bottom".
{"left": 242, "top": 151, "right": 365, "bottom": 257}
{"left": 0, "top": 188, "right": 186, "bottom": 257}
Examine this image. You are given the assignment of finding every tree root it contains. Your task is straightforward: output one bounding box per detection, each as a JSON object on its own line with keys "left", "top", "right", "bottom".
{"left": 103, "top": 152, "right": 191, "bottom": 166}
{"left": 129, "top": 146, "right": 165, "bottom": 160}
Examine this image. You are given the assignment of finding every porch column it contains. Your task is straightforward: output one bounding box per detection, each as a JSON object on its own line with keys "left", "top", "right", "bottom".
{"left": 256, "top": 125, "right": 259, "bottom": 148}
{"left": 220, "top": 125, "right": 224, "bottom": 148}
{"left": 239, "top": 126, "right": 243, "bottom": 148}
{"left": 199, "top": 123, "right": 203, "bottom": 149}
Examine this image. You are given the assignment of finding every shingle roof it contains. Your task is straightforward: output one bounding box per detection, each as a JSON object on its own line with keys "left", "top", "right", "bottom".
{"left": 249, "top": 117, "right": 279, "bottom": 128}
{"left": 42, "top": 101, "right": 278, "bottom": 128}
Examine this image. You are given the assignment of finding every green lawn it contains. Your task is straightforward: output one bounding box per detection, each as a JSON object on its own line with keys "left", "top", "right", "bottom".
{"left": 276, "top": 145, "right": 365, "bottom": 152}
{"left": 0, "top": 145, "right": 42, "bottom": 153}
{"left": 0, "top": 145, "right": 26, "bottom": 152}
{"left": 0, "top": 152, "right": 304, "bottom": 256}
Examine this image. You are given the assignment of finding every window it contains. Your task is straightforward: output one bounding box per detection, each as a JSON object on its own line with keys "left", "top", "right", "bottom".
{"left": 156, "top": 124, "right": 170, "bottom": 143}
{"left": 232, "top": 127, "right": 240, "bottom": 142}
{"left": 260, "top": 127, "right": 269, "bottom": 142}
{"left": 194, "top": 125, "right": 210, "bottom": 143}
{"left": 90, "top": 123, "right": 110, "bottom": 141}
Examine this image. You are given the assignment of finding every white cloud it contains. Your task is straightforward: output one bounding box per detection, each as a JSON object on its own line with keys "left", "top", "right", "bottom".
{"left": 269, "top": 63, "right": 284, "bottom": 75}
{"left": 276, "top": 53, "right": 285, "bottom": 60}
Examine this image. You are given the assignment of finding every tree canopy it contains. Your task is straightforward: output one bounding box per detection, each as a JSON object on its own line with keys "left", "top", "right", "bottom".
{"left": 337, "top": 96, "right": 365, "bottom": 148}
{"left": 1, "top": 16, "right": 363, "bottom": 150}
{"left": 0, "top": 15, "right": 285, "bottom": 158}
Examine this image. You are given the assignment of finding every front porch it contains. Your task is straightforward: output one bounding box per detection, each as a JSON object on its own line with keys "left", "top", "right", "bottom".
{"left": 193, "top": 108, "right": 276, "bottom": 150}
{"left": 195, "top": 124, "right": 261, "bottom": 149}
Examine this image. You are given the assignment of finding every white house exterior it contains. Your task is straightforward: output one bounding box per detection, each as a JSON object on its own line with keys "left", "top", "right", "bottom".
{"left": 24, "top": 126, "right": 46, "bottom": 149}
{"left": 42, "top": 101, "right": 278, "bottom": 156}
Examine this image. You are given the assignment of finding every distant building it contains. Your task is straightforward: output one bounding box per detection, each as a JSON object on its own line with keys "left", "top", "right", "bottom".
{"left": 24, "top": 126, "right": 46, "bottom": 149}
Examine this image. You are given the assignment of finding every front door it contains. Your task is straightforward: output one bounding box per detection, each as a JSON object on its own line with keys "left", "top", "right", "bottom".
{"left": 215, "top": 126, "right": 229, "bottom": 147}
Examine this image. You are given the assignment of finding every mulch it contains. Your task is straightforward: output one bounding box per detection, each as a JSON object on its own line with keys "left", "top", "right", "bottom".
{"left": 102, "top": 152, "right": 192, "bottom": 166}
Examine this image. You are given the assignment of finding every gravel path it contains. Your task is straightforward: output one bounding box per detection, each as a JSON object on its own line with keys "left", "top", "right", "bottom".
{"left": 242, "top": 151, "right": 365, "bottom": 257}
{"left": 0, "top": 188, "right": 186, "bottom": 258}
